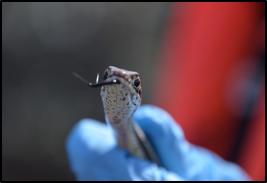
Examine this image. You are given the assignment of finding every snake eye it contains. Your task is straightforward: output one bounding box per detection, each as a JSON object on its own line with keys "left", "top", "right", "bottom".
{"left": 103, "top": 70, "right": 108, "bottom": 80}
{"left": 134, "top": 78, "right": 141, "bottom": 89}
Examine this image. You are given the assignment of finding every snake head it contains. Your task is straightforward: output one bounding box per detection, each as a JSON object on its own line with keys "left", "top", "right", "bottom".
{"left": 100, "top": 66, "right": 142, "bottom": 126}
{"left": 73, "top": 66, "right": 142, "bottom": 126}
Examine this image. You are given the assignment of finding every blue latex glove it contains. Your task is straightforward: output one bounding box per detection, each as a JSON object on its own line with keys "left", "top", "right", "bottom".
{"left": 66, "top": 105, "right": 251, "bottom": 181}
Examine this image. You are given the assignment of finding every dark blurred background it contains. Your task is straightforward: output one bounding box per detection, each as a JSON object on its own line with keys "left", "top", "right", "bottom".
{"left": 2, "top": 2, "right": 169, "bottom": 181}
{"left": 2, "top": 2, "right": 265, "bottom": 181}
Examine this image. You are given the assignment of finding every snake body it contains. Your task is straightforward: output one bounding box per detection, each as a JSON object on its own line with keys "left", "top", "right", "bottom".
{"left": 73, "top": 66, "right": 160, "bottom": 166}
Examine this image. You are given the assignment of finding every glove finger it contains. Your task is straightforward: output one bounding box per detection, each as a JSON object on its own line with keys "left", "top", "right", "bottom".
{"left": 134, "top": 105, "right": 251, "bottom": 181}
{"left": 66, "top": 119, "right": 129, "bottom": 180}
{"left": 134, "top": 105, "right": 189, "bottom": 175}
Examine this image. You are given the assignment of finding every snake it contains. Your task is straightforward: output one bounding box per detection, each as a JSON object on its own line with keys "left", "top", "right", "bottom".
{"left": 73, "top": 66, "right": 161, "bottom": 166}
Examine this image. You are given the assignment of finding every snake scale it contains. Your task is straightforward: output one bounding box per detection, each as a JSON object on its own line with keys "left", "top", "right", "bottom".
{"left": 73, "top": 66, "right": 160, "bottom": 166}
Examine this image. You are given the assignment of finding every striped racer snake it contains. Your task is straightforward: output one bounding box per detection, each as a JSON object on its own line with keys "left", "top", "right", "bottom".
{"left": 73, "top": 66, "right": 161, "bottom": 166}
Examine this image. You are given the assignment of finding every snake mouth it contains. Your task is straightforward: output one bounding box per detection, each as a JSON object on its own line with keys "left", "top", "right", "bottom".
{"left": 88, "top": 79, "right": 121, "bottom": 87}
{"left": 73, "top": 72, "right": 138, "bottom": 105}
{"left": 102, "top": 76, "right": 139, "bottom": 106}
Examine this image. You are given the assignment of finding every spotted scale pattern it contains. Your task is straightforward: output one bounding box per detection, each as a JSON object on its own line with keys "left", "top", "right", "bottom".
{"left": 99, "top": 66, "right": 146, "bottom": 158}
{"left": 98, "top": 66, "right": 160, "bottom": 166}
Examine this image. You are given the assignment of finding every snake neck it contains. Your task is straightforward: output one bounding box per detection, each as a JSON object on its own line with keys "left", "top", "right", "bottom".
{"left": 106, "top": 116, "right": 135, "bottom": 148}
{"left": 116, "top": 119, "right": 135, "bottom": 148}
{"left": 105, "top": 116, "right": 146, "bottom": 159}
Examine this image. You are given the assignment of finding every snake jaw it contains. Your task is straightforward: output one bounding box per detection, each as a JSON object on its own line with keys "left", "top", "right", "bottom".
{"left": 107, "top": 76, "right": 140, "bottom": 107}
{"left": 101, "top": 76, "right": 140, "bottom": 128}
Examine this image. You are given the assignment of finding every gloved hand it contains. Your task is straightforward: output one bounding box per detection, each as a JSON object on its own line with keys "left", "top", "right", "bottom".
{"left": 66, "top": 105, "right": 251, "bottom": 181}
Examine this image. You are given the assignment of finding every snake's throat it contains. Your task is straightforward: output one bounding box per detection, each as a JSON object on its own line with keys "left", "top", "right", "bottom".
{"left": 102, "top": 84, "right": 136, "bottom": 127}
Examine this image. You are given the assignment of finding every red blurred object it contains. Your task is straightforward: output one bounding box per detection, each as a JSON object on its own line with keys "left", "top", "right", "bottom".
{"left": 153, "top": 2, "right": 265, "bottom": 181}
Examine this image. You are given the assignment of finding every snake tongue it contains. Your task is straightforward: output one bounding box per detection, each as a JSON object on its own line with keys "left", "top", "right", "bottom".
{"left": 89, "top": 79, "right": 121, "bottom": 87}
{"left": 73, "top": 72, "right": 121, "bottom": 87}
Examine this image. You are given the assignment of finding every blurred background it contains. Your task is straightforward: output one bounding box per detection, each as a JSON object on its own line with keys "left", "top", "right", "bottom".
{"left": 2, "top": 2, "right": 265, "bottom": 181}
{"left": 2, "top": 2, "right": 169, "bottom": 181}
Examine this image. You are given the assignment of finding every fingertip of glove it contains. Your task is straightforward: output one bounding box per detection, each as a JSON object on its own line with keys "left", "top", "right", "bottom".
{"left": 66, "top": 118, "right": 116, "bottom": 151}
{"left": 134, "top": 105, "right": 183, "bottom": 137}
{"left": 133, "top": 105, "right": 186, "bottom": 171}
{"left": 65, "top": 119, "right": 116, "bottom": 170}
{"left": 135, "top": 105, "right": 176, "bottom": 124}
